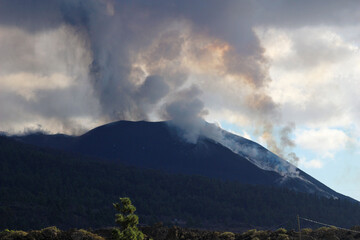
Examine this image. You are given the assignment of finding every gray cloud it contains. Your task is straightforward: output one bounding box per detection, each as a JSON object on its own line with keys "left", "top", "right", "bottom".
{"left": 254, "top": 0, "right": 360, "bottom": 28}
{"left": 0, "top": 0, "right": 63, "bottom": 32}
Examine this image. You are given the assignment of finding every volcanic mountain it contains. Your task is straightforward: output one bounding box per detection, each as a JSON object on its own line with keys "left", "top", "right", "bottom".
{"left": 13, "top": 120, "right": 352, "bottom": 201}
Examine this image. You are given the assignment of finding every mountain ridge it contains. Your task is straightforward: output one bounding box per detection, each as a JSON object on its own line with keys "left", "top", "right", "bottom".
{"left": 12, "top": 120, "right": 354, "bottom": 201}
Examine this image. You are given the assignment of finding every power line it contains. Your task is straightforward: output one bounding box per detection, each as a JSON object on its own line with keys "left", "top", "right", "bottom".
{"left": 238, "top": 215, "right": 360, "bottom": 240}
{"left": 299, "top": 216, "right": 360, "bottom": 234}
{"left": 237, "top": 220, "right": 291, "bottom": 240}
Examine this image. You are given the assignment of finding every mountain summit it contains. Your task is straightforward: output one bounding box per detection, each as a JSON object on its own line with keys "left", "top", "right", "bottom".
{"left": 13, "top": 120, "right": 352, "bottom": 201}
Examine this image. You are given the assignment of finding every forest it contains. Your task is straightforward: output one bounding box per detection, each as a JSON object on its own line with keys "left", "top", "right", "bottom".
{"left": 1, "top": 135, "right": 360, "bottom": 232}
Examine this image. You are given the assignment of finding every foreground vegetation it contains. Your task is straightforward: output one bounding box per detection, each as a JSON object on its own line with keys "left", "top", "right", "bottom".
{"left": 2, "top": 225, "right": 360, "bottom": 240}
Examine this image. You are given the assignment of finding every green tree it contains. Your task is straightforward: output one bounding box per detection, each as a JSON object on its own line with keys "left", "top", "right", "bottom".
{"left": 112, "top": 197, "right": 144, "bottom": 240}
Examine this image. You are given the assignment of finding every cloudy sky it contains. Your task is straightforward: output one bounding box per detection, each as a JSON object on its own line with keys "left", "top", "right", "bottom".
{"left": 1, "top": 0, "right": 360, "bottom": 200}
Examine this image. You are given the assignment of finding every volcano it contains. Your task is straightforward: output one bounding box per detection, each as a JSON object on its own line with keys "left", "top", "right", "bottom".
{"left": 13, "top": 120, "right": 352, "bottom": 201}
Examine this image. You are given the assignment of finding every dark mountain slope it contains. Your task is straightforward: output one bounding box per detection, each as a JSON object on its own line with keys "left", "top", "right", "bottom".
{"left": 14, "top": 120, "right": 352, "bottom": 201}
{"left": 14, "top": 121, "right": 281, "bottom": 186}
{"left": 2, "top": 135, "right": 360, "bottom": 231}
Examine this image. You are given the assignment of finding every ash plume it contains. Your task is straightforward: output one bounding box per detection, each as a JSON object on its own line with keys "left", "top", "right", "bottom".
{"left": 280, "top": 123, "right": 300, "bottom": 166}
{"left": 0, "top": 0, "right": 299, "bottom": 158}
{"left": 163, "top": 85, "right": 207, "bottom": 143}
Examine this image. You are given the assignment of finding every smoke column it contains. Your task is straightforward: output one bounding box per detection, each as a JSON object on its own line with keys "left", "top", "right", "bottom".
{"left": 0, "top": 0, "right": 299, "bottom": 162}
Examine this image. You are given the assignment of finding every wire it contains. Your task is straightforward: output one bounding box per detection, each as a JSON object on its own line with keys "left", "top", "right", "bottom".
{"left": 299, "top": 216, "right": 360, "bottom": 234}
{"left": 240, "top": 220, "right": 291, "bottom": 240}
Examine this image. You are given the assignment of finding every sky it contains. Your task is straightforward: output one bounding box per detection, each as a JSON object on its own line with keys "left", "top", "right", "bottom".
{"left": 1, "top": 0, "right": 360, "bottom": 200}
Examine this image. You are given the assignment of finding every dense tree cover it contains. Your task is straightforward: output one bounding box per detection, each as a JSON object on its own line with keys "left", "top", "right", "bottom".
{"left": 1, "top": 136, "right": 360, "bottom": 231}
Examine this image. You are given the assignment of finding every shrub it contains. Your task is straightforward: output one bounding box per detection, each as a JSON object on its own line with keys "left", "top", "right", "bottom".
{"left": 276, "top": 233, "right": 289, "bottom": 240}
{"left": 71, "top": 229, "right": 105, "bottom": 240}
{"left": 1, "top": 230, "right": 28, "bottom": 240}
{"left": 243, "top": 229, "right": 257, "bottom": 237}
{"left": 27, "top": 226, "right": 61, "bottom": 240}
{"left": 301, "top": 228, "right": 312, "bottom": 235}
{"left": 275, "top": 228, "right": 287, "bottom": 234}
{"left": 219, "top": 231, "right": 235, "bottom": 240}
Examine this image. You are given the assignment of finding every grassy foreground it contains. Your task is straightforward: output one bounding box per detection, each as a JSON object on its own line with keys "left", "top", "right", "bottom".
{"left": 2, "top": 225, "right": 360, "bottom": 240}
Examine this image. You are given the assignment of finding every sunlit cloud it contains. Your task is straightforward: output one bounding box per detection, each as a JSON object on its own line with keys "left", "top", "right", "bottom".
{"left": 299, "top": 158, "right": 324, "bottom": 169}
{"left": 0, "top": 73, "right": 73, "bottom": 100}
{"left": 295, "top": 128, "right": 349, "bottom": 157}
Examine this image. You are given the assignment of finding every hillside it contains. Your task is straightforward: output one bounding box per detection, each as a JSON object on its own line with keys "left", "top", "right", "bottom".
{"left": 1, "top": 136, "right": 360, "bottom": 231}
{"left": 13, "top": 120, "right": 351, "bottom": 200}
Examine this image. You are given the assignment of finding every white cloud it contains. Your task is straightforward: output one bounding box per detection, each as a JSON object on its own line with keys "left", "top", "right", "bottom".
{"left": 206, "top": 109, "right": 251, "bottom": 127}
{"left": 295, "top": 128, "right": 349, "bottom": 156}
{"left": 299, "top": 158, "right": 324, "bottom": 169}
{"left": 255, "top": 26, "right": 360, "bottom": 134}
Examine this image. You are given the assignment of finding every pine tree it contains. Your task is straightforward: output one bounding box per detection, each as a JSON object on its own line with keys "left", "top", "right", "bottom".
{"left": 112, "top": 197, "right": 144, "bottom": 240}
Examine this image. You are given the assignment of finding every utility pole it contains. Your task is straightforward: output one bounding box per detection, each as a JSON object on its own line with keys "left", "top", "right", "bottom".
{"left": 297, "top": 215, "right": 301, "bottom": 240}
